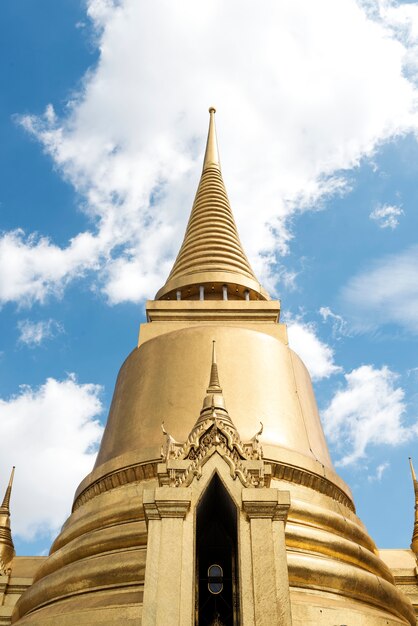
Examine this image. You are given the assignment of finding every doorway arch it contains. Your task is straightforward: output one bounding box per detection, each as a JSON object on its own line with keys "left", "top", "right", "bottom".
{"left": 195, "top": 474, "right": 239, "bottom": 625}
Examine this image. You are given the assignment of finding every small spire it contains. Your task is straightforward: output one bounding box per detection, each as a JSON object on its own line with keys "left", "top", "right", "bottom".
{"left": 202, "top": 107, "right": 220, "bottom": 172}
{"left": 1, "top": 466, "right": 15, "bottom": 511}
{"left": 207, "top": 341, "right": 221, "bottom": 392}
{"left": 409, "top": 457, "right": 417, "bottom": 482}
{"left": 185, "top": 343, "right": 239, "bottom": 446}
{"left": 0, "top": 467, "right": 15, "bottom": 573}
{"left": 195, "top": 343, "right": 236, "bottom": 430}
{"left": 409, "top": 457, "right": 418, "bottom": 557}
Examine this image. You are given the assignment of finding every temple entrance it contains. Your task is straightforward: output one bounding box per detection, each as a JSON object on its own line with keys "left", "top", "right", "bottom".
{"left": 196, "top": 474, "right": 239, "bottom": 626}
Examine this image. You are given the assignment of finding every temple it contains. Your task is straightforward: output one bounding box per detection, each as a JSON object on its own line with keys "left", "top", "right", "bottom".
{"left": 1, "top": 110, "right": 418, "bottom": 624}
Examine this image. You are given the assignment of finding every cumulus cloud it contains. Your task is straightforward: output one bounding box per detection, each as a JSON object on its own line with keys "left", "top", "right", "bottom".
{"left": 287, "top": 319, "right": 342, "bottom": 380}
{"left": 369, "top": 203, "right": 404, "bottom": 228}
{"left": 341, "top": 245, "right": 418, "bottom": 333}
{"left": 322, "top": 365, "right": 417, "bottom": 466}
{"left": 1, "top": 0, "right": 417, "bottom": 306}
{"left": 17, "top": 319, "right": 64, "bottom": 347}
{"left": 0, "top": 229, "right": 100, "bottom": 306}
{"left": 0, "top": 375, "right": 104, "bottom": 540}
{"left": 0, "top": 0, "right": 417, "bottom": 303}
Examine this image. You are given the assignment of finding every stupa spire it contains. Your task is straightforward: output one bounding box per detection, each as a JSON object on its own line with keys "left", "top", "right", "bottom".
{"left": 409, "top": 457, "right": 418, "bottom": 556}
{"left": 207, "top": 340, "right": 221, "bottom": 392}
{"left": 1, "top": 466, "right": 15, "bottom": 511}
{"left": 410, "top": 456, "right": 417, "bottom": 482}
{"left": 201, "top": 341, "right": 228, "bottom": 417}
{"left": 155, "top": 108, "right": 269, "bottom": 301}
{"left": 202, "top": 107, "right": 220, "bottom": 172}
{"left": 191, "top": 342, "right": 236, "bottom": 433}
{"left": 0, "top": 467, "right": 15, "bottom": 573}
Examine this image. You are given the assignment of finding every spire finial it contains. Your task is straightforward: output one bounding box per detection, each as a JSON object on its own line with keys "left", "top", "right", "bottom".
{"left": 1, "top": 466, "right": 15, "bottom": 511}
{"left": 203, "top": 106, "right": 221, "bottom": 172}
{"left": 155, "top": 107, "right": 269, "bottom": 302}
{"left": 0, "top": 467, "right": 15, "bottom": 572}
{"left": 207, "top": 340, "right": 221, "bottom": 392}
{"left": 192, "top": 342, "right": 237, "bottom": 432}
{"left": 409, "top": 457, "right": 418, "bottom": 557}
{"left": 409, "top": 457, "right": 417, "bottom": 482}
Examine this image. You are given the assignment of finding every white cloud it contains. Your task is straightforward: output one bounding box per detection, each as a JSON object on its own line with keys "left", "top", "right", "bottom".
{"left": 17, "top": 319, "right": 64, "bottom": 347}
{"left": 367, "top": 461, "right": 390, "bottom": 482}
{"left": 319, "top": 306, "right": 349, "bottom": 338}
{"left": 369, "top": 203, "right": 404, "bottom": 229}
{"left": 2, "top": 0, "right": 417, "bottom": 306}
{"left": 0, "top": 375, "right": 104, "bottom": 540}
{"left": 287, "top": 320, "right": 342, "bottom": 381}
{"left": 322, "top": 365, "right": 417, "bottom": 466}
{"left": 0, "top": 229, "right": 100, "bottom": 306}
{"left": 376, "top": 0, "right": 418, "bottom": 81}
{"left": 341, "top": 245, "right": 418, "bottom": 333}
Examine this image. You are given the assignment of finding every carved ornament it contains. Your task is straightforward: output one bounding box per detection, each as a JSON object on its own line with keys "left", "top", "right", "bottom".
{"left": 158, "top": 413, "right": 270, "bottom": 489}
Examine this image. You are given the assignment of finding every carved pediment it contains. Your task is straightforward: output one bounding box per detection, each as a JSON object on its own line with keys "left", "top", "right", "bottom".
{"left": 159, "top": 342, "right": 271, "bottom": 489}
{"left": 159, "top": 411, "right": 270, "bottom": 489}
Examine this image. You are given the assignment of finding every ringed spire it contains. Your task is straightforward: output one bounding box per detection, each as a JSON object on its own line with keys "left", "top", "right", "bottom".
{"left": 194, "top": 342, "right": 237, "bottom": 432}
{"left": 155, "top": 108, "right": 269, "bottom": 301}
{"left": 409, "top": 457, "right": 418, "bottom": 556}
{"left": 207, "top": 340, "right": 221, "bottom": 392}
{"left": 0, "top": 466, "right": 15, "bottom": 574}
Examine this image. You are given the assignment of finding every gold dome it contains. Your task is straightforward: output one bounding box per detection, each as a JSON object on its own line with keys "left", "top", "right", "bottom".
{"left": 91, "top": 325, "right": 336, "bottom": 477}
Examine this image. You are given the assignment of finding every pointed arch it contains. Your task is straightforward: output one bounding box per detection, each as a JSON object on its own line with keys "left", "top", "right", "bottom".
{"left": 195, "top": 473, "right": 240, "bottom": 626}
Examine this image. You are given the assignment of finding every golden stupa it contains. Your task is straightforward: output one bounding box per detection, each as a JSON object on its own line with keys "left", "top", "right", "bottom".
{"left": 1, "top": 110, "right": 417, "bottom": 625}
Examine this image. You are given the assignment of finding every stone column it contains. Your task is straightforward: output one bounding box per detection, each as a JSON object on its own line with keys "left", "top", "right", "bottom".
{"left": 242, "top": 488, "right": 292, "bottom": 626}
{"left": 142, "top": 487, "right": 192, "bottom": 626}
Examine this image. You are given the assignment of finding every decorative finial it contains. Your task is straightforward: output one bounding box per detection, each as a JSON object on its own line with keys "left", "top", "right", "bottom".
{"left": 160, "top": 423, "right": 179, "bottom": 462}
{"left": 409, "top": 457, "right": 417, "bottom": 482}
{"left": 1, "top": 466, "right": 15, "bottom": 511}
{"left": 251, "top": 422, "right": 264, "bottom": 444}
{"left": 207, "top": 341, "right": 221, "bottom": 392}
{"left": 161, "top": 422, "right": 177, "bottom": 445}
{"left": 409, "top": 457, "right": 418, "bottom": 557}
{"left": 195, "top": 342, "right": 232, "bottom": 426}
{"left": 0, "top": 467, "right": 15, "bottom": 573}
{"left": 203, "top": 106, "right": 221, "bottom": 172}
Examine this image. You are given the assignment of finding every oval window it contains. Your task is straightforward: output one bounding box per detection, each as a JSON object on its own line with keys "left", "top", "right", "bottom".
{"left": 207, "top": 564, "right": 223, "bottom": 595}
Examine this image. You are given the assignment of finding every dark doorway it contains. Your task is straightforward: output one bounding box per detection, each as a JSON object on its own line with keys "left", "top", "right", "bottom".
{"left": 196, "top": 474, "right": 239, "bottom": 626}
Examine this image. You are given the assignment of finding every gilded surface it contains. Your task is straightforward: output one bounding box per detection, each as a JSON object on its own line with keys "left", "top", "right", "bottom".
{"left": 0, "top": 468, "right": 15, "bottom": 576}
{"left": 156, "top": 109, "right": 268, "bottom": 302}
{"left": 409, "top": 458, "right": 418, "bottom": 557}
{"left": 9, "top": 110, "right": 418, "bottom": 624}
{"left": 93, "top": 324, "right": 336, "bottom": 471}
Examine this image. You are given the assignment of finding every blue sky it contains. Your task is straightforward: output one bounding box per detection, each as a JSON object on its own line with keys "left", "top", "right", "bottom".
{"left": 1, "top": 0, "right": 418, "bottom": 556}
